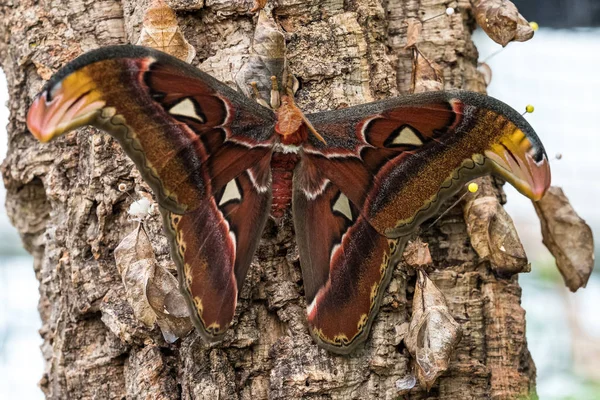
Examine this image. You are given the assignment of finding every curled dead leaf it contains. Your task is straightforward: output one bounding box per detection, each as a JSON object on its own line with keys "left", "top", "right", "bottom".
{"left": 514, "top": 12, "right": 534, "bottom": 42}
{"left": 137, "top": 0, "right": 196, "bottom": 63}
{"left": 533, "top": 186, "right": 595, "bottom": 291}
{"left": 146, "top": 258, "right": 193, "bottom": 343}
{"left": 404, "top": 19, "right": 423, "bottom": 49}
{"left": 411, "top": 47, "right": 443, "bottom": 93}
{"left": 405, "top": 270, "right": 462, "bottom": 390}
{"left": 463, "top": 180, "right": 528, "bottom": 276}
{"left": 473, "top": 0, "right": 534, "bottom": 46}
{"left": 114, "top": 225, "right": 157, "bottom": 328}
{"left": 477, "top": 62, "right": 493, "bottom": 86}
{"left": 235, "top": 10, "right": 286, "bottom": 102}
{"left": 251, "top": 10, "right": 285, "bottom": 61}
{"left": 114, "top": 224, "right": 192, "bottom": 342}
{"left": 403, "top": 237, "right": 432, "bottom": 268}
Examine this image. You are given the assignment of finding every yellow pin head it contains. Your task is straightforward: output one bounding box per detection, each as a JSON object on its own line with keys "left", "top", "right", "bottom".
{"left": 468, "top": 182, "right": 479, "bottom": 193}
{"left": 525, "top": 104, "right": 535, "bottom": 114}
{"left": 529, "top": 21, "right": 539, "bottom": 31}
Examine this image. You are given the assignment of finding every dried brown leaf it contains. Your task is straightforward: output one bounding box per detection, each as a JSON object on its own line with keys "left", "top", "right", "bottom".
{"left": 405, "top": 270, "right": 462, "bottom": 390}
{"left": 114, "top": 225, "right": 157, "bottom": 328}
{"left": 137, "top": 0, "right": 196, "bottom": 63}
{"left": 463, "top": 184, "right": 528, "bottom": 276}
{"left": 477, "top": 62, "right": 493, "bottom": 86}
{"left": 146, "top": 261, "right": 193, "bottom": 343}
{"left": 114, "top": 224, "right": 193, "bottom": 342}
{"left": 533, "top": 186, "right": 595, "bottom": 291}
{"left": 404, "top": 19, "right": 423, "bottom": 49}
{"left": 473, "top": 0, "right": 534, "bottom": 46}
{"left": 235, "top": 10, "right": 286, "bottom": 101}
{"left": 514, "top": 12, "right": 535, "bottom": 42}
{"left": 411, "top": 47, "right": 443, "bottom": 93}
{"left": 252, "top": 10, "right": 285, "bottom": 60}
{"left": 403, "top": 238, "right": 432, "bottom": 267}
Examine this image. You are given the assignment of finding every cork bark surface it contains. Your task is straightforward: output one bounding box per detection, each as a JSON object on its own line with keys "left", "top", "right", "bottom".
{"left": 0, "top": 0, "right": 536, "bottom": 399}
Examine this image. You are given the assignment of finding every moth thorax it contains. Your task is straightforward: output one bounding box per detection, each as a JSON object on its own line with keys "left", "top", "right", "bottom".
{"left": 275, "top": 95, "right": 308, "bottom": 146}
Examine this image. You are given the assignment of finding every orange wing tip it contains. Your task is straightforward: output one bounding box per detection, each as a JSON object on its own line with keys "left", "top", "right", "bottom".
{"left": 27, "top": 94, "right": 54, "bottom": 143}
{"left": 27, "top": 74, "right": 106, "bottom": 143}
{"left": 485, "top": 132, "right": 551, "bottom": 201}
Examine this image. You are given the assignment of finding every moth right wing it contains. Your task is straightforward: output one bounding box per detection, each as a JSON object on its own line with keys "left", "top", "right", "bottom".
{"left": 293, "top": 91, "right": 551, "bottom": 354}
{"left": 302, "top": 90, "right": 551, "bottom": 237}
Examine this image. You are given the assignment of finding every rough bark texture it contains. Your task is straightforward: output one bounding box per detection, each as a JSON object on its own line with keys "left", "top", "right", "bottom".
{"left": 0, "top": 0, "right": 536, "bottom": 399}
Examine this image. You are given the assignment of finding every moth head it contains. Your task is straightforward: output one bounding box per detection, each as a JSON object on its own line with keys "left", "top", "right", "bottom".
{"left": 27, "top": 68, "right": 106, "bottom": 143}
{"left": 485, "top": 128, "right": 551, "bottom": 201}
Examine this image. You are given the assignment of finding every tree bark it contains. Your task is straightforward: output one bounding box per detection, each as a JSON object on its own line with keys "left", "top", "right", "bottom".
{"left": 0, "top": 0, "right": 537, "bottom": 399}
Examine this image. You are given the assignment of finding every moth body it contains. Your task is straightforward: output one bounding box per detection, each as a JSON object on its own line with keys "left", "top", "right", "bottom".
{"left": 274, "top": 94, "right": 308, "bottom": 145}
{"left": 270, "top": 152, "right": 299, "bottom": 219}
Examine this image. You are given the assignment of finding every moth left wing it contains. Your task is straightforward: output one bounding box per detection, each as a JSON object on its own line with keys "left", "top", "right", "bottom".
{"left": 27, "top": 45, "right": 276, "bottom": 214}
{"left": 296, "top": 90, "right": 551, "bottom": 353}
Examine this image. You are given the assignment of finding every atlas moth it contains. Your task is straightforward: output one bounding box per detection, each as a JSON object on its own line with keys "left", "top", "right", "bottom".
{"left": 26, "top": 10, "right": 551, "bottom": 354}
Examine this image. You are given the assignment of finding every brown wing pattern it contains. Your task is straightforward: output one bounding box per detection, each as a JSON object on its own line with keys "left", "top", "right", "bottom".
{"left": 304, "top": 91, "right": 549, "bottom": 236}
{"left": 293, "top": 156, "right": 399, "bottom": 353}
{"left": 296, "top": 91, "right": 550, "bottom": 353}
{"left": 27, "top": 45, "right": 276, "bottom": 342}
{"left": 27, "top": 45, "right": 276, "bottom": 214}
{"left": 163, "top": 159, "right": 272, "bottom": 340}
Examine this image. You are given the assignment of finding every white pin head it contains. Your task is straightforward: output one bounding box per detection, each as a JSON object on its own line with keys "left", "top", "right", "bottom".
{"left": 128, "top": 197, "right": 153, "bottom": 220}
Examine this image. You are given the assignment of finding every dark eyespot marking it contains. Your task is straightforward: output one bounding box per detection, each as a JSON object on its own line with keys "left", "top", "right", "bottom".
{"left": 531, "top": 146, "right": 545, "bottom": 163}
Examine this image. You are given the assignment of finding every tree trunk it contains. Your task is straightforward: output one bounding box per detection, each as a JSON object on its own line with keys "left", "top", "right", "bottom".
{"left": 0, "top": 0, "right": 537, "bottom": 399}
